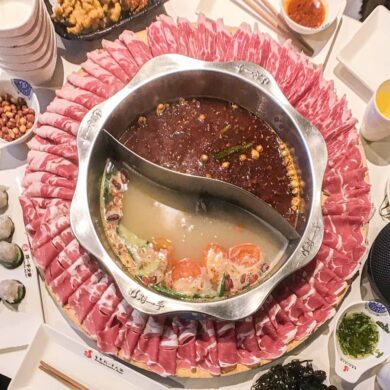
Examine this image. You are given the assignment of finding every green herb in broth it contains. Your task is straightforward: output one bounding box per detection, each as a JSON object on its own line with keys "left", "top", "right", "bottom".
{"left": 213, "top": 142, "right": 254, "bottom": 161}
{"left": 337, "top": 312, "right": 379, "bottom": 359}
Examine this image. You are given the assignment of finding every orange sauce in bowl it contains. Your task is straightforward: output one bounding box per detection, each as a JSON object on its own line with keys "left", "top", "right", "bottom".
{"left": 285, "top": 0, "right": 326, "bottom": 28}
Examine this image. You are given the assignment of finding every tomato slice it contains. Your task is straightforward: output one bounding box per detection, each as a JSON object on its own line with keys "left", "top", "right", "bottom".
{"left": 171, "top": 258, "right": 202, "bottom": 282}
{"left": 201, "top": 243, "right": 227, "bottom": 284}
{"left": 228, "top": 243, "right": 261, "bottom": 267}
{"left": 152, "top": 237, "right": 175, "bottom": 268}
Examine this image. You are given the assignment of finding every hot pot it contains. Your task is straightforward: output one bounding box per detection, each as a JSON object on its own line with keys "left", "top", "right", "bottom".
{"left": 70, "top": 54, "right": 327, "bottom": 320}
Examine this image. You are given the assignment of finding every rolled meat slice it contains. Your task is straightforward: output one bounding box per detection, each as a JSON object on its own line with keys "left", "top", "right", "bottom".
{"left": 38, "top": 112, "right": 80, "bottom": 136}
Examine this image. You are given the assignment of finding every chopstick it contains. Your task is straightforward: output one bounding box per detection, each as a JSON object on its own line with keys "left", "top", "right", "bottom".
{"left": 240, "top": 0, "right": 314, "bottom": 56}
{"left": 39, "top": 361, "right": 88, "bottom": 390}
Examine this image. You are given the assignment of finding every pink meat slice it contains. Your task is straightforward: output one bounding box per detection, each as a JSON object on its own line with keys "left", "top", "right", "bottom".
{"left": 19, "top": 196, "right": 38, "bottom": 227}
{"left": 102, "top": 39, "right": 139, "bottom": 79}
{"left": 29, "top": 197, "right": 68, "bottom": 209}
{"left": 27, "top": 136, "right": 77, "bottom": 162}
{"left": 132, "top": 316, "right": 165, "bottom": 365}
{"left": 24, "top": 183, "right": 73, "bottom": 200}
{"left": 147, "top": 20, "right": 170, "bottom": 56}
{"left": 236, "top": 316, "right": 263, "bottom": 365}
{"left": 97, "top": 299, "right": 131, "bottom": 354}
{"left": 229, "top": 22, "right": 252, "bottom": 61}
{"left": 258, "top": 33, "right": 271, "bottom": 68}
{"left": 172, "top": 318, "right": 197, "bottom": 370}
{"left": 195, "top": 319, "right": 220, "bottom": 376}
{"left": 119, "top": 30, "right": 152, "bottom": 66}
{"left": 50, "top": 254, "right": 97, "bottom": 305}
{"left": 22, "top": 171, "right": 75, "bottom": 190}
{"left": 322, "top": 167, "right": 368, "bottom": 195}
{"left": 177, "top": 17, "right": 198, "bottom": 58}
{"left": 81, "top": 59, "right": 124, "bottom": 93}
{"left": 312, "top": 305, "right": 336, "bottom": 330}
{"left": 152, "top": 324, "right": 178, "bottom": 376}
{"left": 155, "top": 15, "right": 181, "bottom": 54}
{"left": 31, "top": 226, "right": 73, "bottom": 270}
{"left": 47, "top": 98, "right": 87, "bottom": 122}
{"left": 56, "top": 84, "right": 104, "bottom": 110}
{"left": 288, "top": 65, "right": 322, "bottom": 106}
{"left": 34, "top": 126, "right": 75, "bottom": 144}
{"left": 87, "top": 49, "right": 129, "bottom": 84}
{"left": 68, "top": 271, "right": 111, "bottom": 322}
{"left": 67, "top": 71, "right": 113, "bottom": 99}
{"left": 246, "top": 24, "right": 263, "bottom": 64}
{"left": 215, "top": 320, "right": 238, "bottom": 368}
{"left": 44, "top": 238, "right": 86, "bottom": 282}
{"left": 38, "top": 112, "right": 80, "bottom": 136}
{"left": 27, "top": 151, "right": 78, "bottom": 179}
{"left": 253, "top": 307, "right": 286, "bottom": 359}
{"left": 120, "top": 308, "right": 148, "bottom": 359}
{"left": 83, "top": 283, "right": 122, "bottom": 339}
{"left": 195, "top": 14, "right": 217, "bottom": 61}
{"left": 31, "top": 212, "right": 70, "bottom": 250}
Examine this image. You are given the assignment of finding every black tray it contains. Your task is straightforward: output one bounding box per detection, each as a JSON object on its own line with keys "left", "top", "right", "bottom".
{"left": 43, "top": 0, "right": 168, "bottom": 41}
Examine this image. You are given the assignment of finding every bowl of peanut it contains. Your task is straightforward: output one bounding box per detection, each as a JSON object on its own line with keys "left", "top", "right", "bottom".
{"left": 0, "top": 78, "right": 39, "bottom": 149}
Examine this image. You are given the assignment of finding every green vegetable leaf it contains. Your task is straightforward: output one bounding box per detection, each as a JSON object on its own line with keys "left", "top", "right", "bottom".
{"left": 375, "top": 350, "right": 384, "bottom": 358}
{"left": 376, "top": 321, "right": 390, "bottom": 333}
{"left": 213, "top": 142, "right": 254, "bottom": 161}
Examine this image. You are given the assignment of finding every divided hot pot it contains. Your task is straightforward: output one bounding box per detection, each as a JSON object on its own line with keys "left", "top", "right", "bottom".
{"left": 70, "top": 54, "right": 327, "bottom": 320}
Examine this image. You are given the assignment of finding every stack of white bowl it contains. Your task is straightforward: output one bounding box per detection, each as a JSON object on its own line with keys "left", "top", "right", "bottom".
{"left": 0, "top": 0, "right": 57, "bottom": 85}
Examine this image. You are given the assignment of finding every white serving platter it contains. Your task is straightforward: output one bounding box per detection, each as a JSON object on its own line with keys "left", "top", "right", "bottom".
{"left": 0, "top": 165, "right": 43, "bottom": 352}
{"left": 9, "top": 324, "right": 170, "bottom": 390}
{"left": 337, "top": 6, "right": 390, "bottom": 92}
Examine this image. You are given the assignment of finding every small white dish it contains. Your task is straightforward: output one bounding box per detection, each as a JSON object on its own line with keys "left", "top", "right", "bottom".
{"left": 280, "top": 0, "right": 343, "bottom": 35}
{"left": 0, "top": 78, "right": 40, "bottom": 149}
{"left": 0, "top": 24, "right": 55, "bottom": 71}
{"left": 5, "top": 24, "right": 57, "bottom": 86}
{"left": 0, "top": 0, "right": 44, "bottom": 48}
{"left": 0, "top": 0, "right": 39, "bottom": 38}
{"left": 9, "top": 324, "right": 167, "bottom": 390}
{"left": 334, "top": 301, "right": 390, "bottom": 384}
{"left": 337, "top": 6, "right": 390, "bottom": 92}
{"left": 0, "top": 10, "right": 50, "bottom": 56}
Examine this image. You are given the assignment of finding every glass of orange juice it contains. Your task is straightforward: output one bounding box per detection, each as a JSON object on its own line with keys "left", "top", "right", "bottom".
{"left": 361, "top": 80, "right": 390, "bottom": 142}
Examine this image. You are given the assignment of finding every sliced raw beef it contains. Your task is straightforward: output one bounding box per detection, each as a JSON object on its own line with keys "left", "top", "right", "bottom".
{"left": 120, "top": 308, "right": 148, "bottom": 359}
{"left": 102, "top": 39, "right": 139, "bottom": 79}
{"left": 24, "top": 183, "right": 73, "bottom": 200}
{"left": 119, "top": 30, "right": 152, "bottom": 66}
{"left": 323, "top": 167, "right": 368, "bottom": 195}
{"left": 97, "top": 299, "right": 131, "bottom": 354}
{"left": 50, "top": 254, "right": 97, "bottom": 305}
{"left": 47, "top": 98, "right": 87, "bottom": 122}
{"left": 68, "top": 271, "right": 111, "bottom": 323}
{"left": 172, "top": 318, "right": 197, "bottom": 370}
{"left": 31, "top": 227, "right": 73, "bottom": 270}
{"left": 22, "top": 171, "right": 75, "bottom": 190}
{"left": 56, "top": 84, "right": 104, "bottom": 110}
{"left": 215, "top": 321, "right": 238, "bottom": 368}
{"left": 38, "top": 112, "right": 80, "bottom": 136}
{"left": 44, "top": 238, "right": 86, "bottom": 282}
{"left": 236, "top": 316, "right": 262, "bottom": 365}
{"left": 229, "top": 23, "right": 252, "bottom": 61}
{"left": 195, "top": 319, "right": 220, "bottom": 375}
{"left": 195, "top": 14, "right": 217, "bottom": 60}
{"left": 246, "top": 24, "right": 263, "bottom": 64}
{"left": 27, "top": 136, "right": 77, "bottom": 162}
{"left": 83, "top": 283, "right": 122, "bottom": 339}
{"left": 27, "top": 151, "right": 78, "bottom": 179}
{"left": 34, "top": 126, "right": 75, "bottom": 144}
{"left": 132, "top": 316, "right": 165, "bottom": 365}
{"left": 177, "top": 17, "right": 198, "bottom": 58}
{"left": 253, "top": 307, "right": 286, "bottom": 359}
{"left": 147, "top": 20, "right": 170, "bottom": 56}
{"left": 258, "top": 33, "right": 271, "bottom": 68}
{"left": 81, "top": 59, "right": 124, "bottom": 92}
{"left": 19, "top": 196, "right": 38, "bottom": 226}
{"left": 153, "top": 324, "right": 178, "bottom": 376}
{"left": 67, "top": 71, "right": 112, "bottom": 99}
{"left": 29, "top": 197, "right": 68, "bottom": 209}
{"left": 155, "top": 15, "right": 181, "bottom": 54}
{"left": 87, "top": 49, "right": 129, "bottom": 84}
{"left": 215, "top": 18, "right": 233, "bottom": 62}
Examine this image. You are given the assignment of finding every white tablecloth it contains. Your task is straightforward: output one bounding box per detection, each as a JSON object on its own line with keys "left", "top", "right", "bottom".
{"left": 0, "top": 1, "right": 388, "bottom": 389}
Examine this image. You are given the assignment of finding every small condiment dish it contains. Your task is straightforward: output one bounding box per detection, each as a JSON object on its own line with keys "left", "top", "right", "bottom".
{"left": 333, "top": 301, "right": 390, "bottom": 383}
{"left": 0, "top": 79, "right": 40, "bottom": 150}
{"left": 280, "top": 0, "right": 343, "bottom": 35}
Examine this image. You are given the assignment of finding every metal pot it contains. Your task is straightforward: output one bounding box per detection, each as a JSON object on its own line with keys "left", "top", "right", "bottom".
{"left": 71, "top": 54, "right": 327, "bottom": 320}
